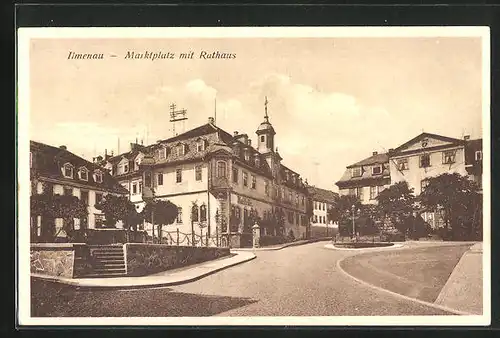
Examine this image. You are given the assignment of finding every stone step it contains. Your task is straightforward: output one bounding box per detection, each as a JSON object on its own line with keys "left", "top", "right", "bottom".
{"left": 83, "top": 272, "right": 127, "bottom": 278}
{"left": 93, "top": 253, "right": 124, "bottom": 258}
{"left": 93, "top": 267, "right": 126, "bottom": 273}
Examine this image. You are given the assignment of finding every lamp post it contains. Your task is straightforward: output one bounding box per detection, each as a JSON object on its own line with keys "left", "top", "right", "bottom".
{"left": 351, "top": 204, "right": 356, "bottom": 241}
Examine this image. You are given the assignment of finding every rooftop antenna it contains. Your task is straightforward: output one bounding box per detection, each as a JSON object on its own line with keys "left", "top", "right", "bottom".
{"left": 264, "top": 96, "right": 269, "bottom": 121}
{"left": 169, "top": 103, "right": 188, "bottom": 137}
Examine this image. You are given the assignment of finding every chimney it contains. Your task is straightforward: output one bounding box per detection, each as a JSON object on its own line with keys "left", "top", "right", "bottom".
{"left": 208, "top": 117, "right": 215, "bottom": 124}
{"left": 388, "top": 148, "right": 394, "bottom": 153}
{"left": 464, "top": 135, "right": 470, "bottom": 141}
{"left": 233, "top": 131, "right": 239, "bottom": 136}
{"left": 59, "top": 145, "right": 67, "bottom": 150}
{"left": 248, "top": 139, "right": 252, "bottom": 146}
{"left": 372, "top": 151, "right": 378, "bottom": 156}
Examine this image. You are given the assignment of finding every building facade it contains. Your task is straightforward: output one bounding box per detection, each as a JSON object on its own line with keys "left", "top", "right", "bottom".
{"left": 306, "top": 186, "right": 339, "bottom": 237}
{"left": 335, "top": 151, "right": 391, "bottom": 204}
{"left": 100, "top": 108, "right": 309, "bottom": 248}
{"left": 30, "top": 141, "right": 129, "bottom": 241}
{"left": 335, "top": 132, "right": 483, "bottom": 230}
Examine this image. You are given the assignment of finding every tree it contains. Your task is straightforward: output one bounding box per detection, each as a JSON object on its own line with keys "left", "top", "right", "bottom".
{"left": 328, "top": 195, "right": 362, "bottom": 236}
{"left": 419, "top": 173, "right": 481, "bottom": 240}
{"left": 94, "top": 194, "right": 144, "bottom": 242}
{"left": 376, "top": 181, "right": 416, "bottom": 237}
{"left": 142, "top": 199, "right": 178, "bottom": 243}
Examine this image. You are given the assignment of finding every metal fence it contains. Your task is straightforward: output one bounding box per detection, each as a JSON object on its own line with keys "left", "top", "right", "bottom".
{"left": 150, "top": 228, "right": 221, "bottom": 247}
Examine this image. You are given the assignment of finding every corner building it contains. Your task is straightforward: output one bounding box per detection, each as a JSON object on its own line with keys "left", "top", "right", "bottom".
{"left": 101, "top": 108, "right": 309, "bottom": 248}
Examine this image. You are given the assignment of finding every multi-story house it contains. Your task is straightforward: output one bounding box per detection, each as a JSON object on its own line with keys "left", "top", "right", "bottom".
{"left": 335, "top": 151, "right": 391, "bottom": 204}
{"left": 336, "top": 132, "right": 481, "bottom": 230}
{"left": 464, "top": 137, "right": 483, "bottom": 193}
{"left": 101, "top": 107, "right": 309, "bottom": 248}
{"left": 30, "top": 141, "right": 128, "bottom": 241}
{"left": 306, "top": 186, "right": 339, "bottom": 237}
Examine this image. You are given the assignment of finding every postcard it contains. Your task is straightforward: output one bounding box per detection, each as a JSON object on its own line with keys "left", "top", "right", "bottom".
{"left": 17, "top": 26, "right": 490, "bottom": 326}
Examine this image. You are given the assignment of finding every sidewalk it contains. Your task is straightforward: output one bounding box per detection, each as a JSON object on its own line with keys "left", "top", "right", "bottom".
{"left": 233, "top": 237, "right": 331, "bottom": 251}
{"left": 31, "top": 250, "right": 256, "bottom": 290}
{"left": 434, "top": 242, "right": 483, "bottom": 315}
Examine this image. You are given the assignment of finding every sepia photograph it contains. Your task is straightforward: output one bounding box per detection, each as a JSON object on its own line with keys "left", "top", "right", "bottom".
{"left": 17, "top": 27, "right": 490, "bottom": 326}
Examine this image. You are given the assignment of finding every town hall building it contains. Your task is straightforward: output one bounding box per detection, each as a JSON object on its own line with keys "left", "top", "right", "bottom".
{"left": 99, "top": 101, "right": 310, "bottom": 247}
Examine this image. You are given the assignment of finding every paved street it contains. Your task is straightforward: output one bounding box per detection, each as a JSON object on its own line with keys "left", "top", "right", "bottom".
{"left": 31, "top": 241, "right": 474, "bottom": 317}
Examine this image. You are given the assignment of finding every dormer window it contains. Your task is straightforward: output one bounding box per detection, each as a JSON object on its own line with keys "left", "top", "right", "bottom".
{"left": 62, "top": 163, "right": 74, "bottom": 178}
{"left": 79, "top": 167, "right": 89, "bottom": 181}
{"left": 124, "top": 163, "right": 129, "bottom": 173}
{"left": 197, "top": 139, "right": 208, "bottom": 152}
{"left": 372, "top": 165, "right": 382, "bottom": 175}
{"left": 157, "top": 147, "right": 166, "bottom": 160}
{"left": 244, "top": 149, "right": 250, "bottom": 162}
{"left": 351, "top": 167, "right": 362, "bottom": 178}
{"left": 94, "top": 170, "right": 103, "bottom": 183}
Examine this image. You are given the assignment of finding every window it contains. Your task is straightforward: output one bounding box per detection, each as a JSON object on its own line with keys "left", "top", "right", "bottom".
{"left": 352, "top": 167, "right": 362, "bottom": 177}
{"left": 63, "top": 187, "right": 72, "bottom": 196}
{"left": 176, "top": 169, "right": 182, "bottom": 183}
{"left": 251, "top": 175, "right": 256, "bottom": 189}
{"left": 144, "top": 171, "right": 152, "bottom": 187}
{"left": 357, "top": 187, "right": 364, "bottom": 200}
{"left": 176, "top": 207, "right": 183, "bottom": 223}
{"left": 157, "top": 173, "right": 163, "bottom": 186}
{"left": 265, "top": 181, "right": 269, "bottom": 196}
{"left": 191, "top": 205, "right": 199, "bottom": 222}
{"left": 217, "top": 161, "right": 227, "bottom": 178}
{"left": 301, "top": 196, "right": 305, "bottom": 206}
{"left": 244, "top": 150, "right": 250, "bottom": 162}
{"left": 397, "top": 159, "right": 409, "bottom": 171}
{"left": 314, "top": 215, "right": 318, "bottom": 223}
{"left": 243, "top": 172, "right": 248, "bottom": 187}
{"left": 124, "top": 163, "right": 129, "bottom": 173}
{"left": 372, "top": 165, "right": 382, "bottom": 175}
{"left": 419, "top": 154, "right": 431, "bottom": 168}
{"left": 80, "top": 190, "right": 89, "bottom": 205}
{"left": 95, "top": 192, "right": 103, "bottom": 205}
{"left": 63, "top": 163, "right": 73, "bottom": 178}
{"left": 200, "top": 204, "right": 207, "bottom": 222}
{"left": 135, "top": 160, "right": 140, "bottom": 171}
{"left": 139, "top": 182, "right": 143, "bottom": 194}
{"left": 421, "top": 179, "right": 429, "bottom": 192}
{"left": 232, "top": 167, "right": 239, "bottom": 183}
{"left": 132, "top": 183, "right": 137, "bottom": 194}
{"left": 260, "top": 135, "right": 265, "bottom": 143}
{"left": 475, "top": 150, "right": 483, "bottom": 161}
{"left": 296, "top": 213, "right": 299, "bottom": 225}
{"left": 442, "top": 150, "right": 456, "bottom": 164}
{"left": 94, "top": 171, "right": 103, "bottom": 183}
{"left": 95, "top": 214, "right": 105, "bottom": 228}
{"left": 79, "top": 168, "right": 88, "bottom": 181}
{"left": 370, "top": 186, "right": 377, "bottom": 200}
{"left": 195, "top": 165, "right": 202, "bottom": 181}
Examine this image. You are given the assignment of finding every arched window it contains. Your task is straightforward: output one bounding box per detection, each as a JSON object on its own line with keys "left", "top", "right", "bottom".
{"left": 217, "top": 161, "right": 227, "bottom": 178}
{"left": 62, "top": 163, "right": 74, "bottom": 178}
{"left": 191, "top": 204, "right": 199, "bottom": 222}
{"left": 200, "top": 204, "right": 207, "bottom": 222}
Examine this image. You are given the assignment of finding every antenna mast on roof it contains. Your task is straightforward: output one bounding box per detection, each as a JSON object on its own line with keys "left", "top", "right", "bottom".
{"left": 169, "top": 103, "right": 188, "bottom": 137}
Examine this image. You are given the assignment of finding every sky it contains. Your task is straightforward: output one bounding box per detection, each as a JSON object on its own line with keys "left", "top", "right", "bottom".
{"left": 27, "top": 35, "right": 484, "bottom": 192}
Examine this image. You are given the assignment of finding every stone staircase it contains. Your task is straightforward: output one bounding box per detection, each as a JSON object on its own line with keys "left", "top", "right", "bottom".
{"left": 86, "top": 245, "right": 127, "bottom": 278}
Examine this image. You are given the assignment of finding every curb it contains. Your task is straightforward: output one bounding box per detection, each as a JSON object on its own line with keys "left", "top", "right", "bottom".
{"left": 335, "top": 250, "right": 474, "bottom": 316}
{"left": 324, "top": 243, "right": 405, "bottom": 251}
{"left": 233, "top": 238, "right": 331, "bottom": 252}
{"left": 31, "top": 251, "right": 256, "bottom": 290}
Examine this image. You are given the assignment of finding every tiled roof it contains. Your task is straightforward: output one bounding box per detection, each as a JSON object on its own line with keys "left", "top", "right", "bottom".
{"left": 306, "top": 186, "right": 339, "bottom": 203}
{"left": 336, "top": 163, "right": 391, "bottom": 187}
{"left": 347, "top": 153, "right": 389, "bottom": 168}
{"left": 30, "top": 140, "right": 128, "bottom": 194}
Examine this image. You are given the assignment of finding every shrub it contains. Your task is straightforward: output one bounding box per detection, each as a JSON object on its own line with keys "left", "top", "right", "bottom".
{"left": 259, "top": 235, "right": 287, "bottom": 247}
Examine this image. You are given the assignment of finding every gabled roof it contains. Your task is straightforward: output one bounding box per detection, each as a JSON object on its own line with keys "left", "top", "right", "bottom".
{"left": 306, "top": 186, "right": 339, "bottom": 203}
{"left": 347, "top": 153, "right": 389, "bottom": 168}
{"left": 392, "top": 132, "right": 464, "bottom": 154}
{"left": 30, "top": 140, "right": 128, "bottom": 194}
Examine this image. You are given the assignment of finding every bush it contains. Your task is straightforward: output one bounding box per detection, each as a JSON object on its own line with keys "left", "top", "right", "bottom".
{"left": 380, "top": 229, "right": 405, "bottom": 242}
{"left": 259, "top": 235, "right": 287, "bottom": 247}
